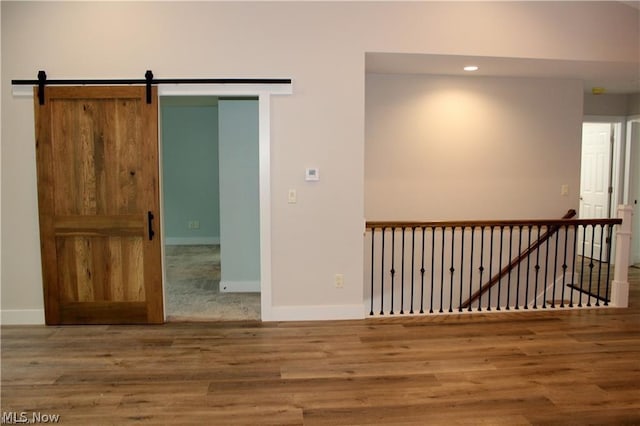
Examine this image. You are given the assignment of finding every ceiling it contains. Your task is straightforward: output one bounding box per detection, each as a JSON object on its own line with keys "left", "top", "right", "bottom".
{"left": 366, "top": 53, "right": 640, "bottom": 95}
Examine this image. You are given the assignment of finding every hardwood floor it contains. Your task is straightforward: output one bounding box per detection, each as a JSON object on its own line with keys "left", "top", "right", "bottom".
{"left": 2, "top": 268, "right": 639, "bottom": 425}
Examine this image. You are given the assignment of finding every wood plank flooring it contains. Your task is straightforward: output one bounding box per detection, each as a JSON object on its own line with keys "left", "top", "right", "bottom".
{"left": 2, "top": 268, "right": 639, "bottom": 424}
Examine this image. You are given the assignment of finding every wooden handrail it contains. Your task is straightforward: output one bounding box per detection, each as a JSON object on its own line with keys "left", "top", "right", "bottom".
{"left": 459, "top": 209, "right": 578, "bottom": 310}
{"left": 365, "top": 212, "right": 621, "bottom": 229}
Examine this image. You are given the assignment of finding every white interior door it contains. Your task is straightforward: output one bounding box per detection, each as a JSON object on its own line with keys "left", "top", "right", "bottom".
{"left": 579, "top": 122, "right": 612, "bottom": 260}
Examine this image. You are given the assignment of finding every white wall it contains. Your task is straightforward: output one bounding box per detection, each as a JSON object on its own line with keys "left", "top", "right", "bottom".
{"left": 366, "top": 74, "right": 583, "bottom": 220}
{"left": 218, "top": 99, "right": 260, "bottom": 292}
{"left": 1, "top": 1, "right": 638, "bottom": 322}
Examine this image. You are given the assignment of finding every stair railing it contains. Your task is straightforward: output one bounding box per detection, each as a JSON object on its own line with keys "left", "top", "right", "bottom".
{"left": 365, "top": 210, "right": 625, "bottom": 316}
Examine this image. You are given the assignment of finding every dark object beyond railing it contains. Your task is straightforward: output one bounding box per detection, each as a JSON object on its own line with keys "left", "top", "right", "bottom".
{"left": 365, "top": 213, "right": 622, "bottom": 316}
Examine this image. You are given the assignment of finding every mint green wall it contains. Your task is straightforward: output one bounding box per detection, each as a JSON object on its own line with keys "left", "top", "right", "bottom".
{"left": 218, "top": 99, "right": 260, "bottom": 284}
{"left": 161, "top": 100, "right": 220, "bottom": 243}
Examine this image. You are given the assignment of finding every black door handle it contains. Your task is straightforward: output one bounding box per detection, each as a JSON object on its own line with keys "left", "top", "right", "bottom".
{"left": 148, "top": 211, "right": 155, "bottom": 241}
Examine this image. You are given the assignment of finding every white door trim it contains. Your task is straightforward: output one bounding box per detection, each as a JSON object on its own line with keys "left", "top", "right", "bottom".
{"left": 158, "top": 83, "right": 293, "bottom": 322}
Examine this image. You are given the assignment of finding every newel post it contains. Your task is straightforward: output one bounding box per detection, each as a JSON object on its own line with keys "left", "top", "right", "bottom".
{"left": 611, "top": 205, "right": 633, "bottom": 307}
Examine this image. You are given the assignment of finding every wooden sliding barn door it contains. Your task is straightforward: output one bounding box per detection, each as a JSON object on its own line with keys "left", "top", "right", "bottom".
{"left": 34, "top": 86, "right": 163, "bottom": 324}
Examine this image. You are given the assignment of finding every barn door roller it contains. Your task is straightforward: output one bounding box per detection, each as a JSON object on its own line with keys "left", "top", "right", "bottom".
{"left": 37, "top": 70, "right": 47, "bottom": 105}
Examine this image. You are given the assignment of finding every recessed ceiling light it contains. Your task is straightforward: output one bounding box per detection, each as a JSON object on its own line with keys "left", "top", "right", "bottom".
{"left": 464, "top": 66, "right": 479, "bottom": 72}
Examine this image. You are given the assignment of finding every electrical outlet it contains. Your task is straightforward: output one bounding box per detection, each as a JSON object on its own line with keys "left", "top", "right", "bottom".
{"left": 335, "top": 273, "right": 344, "bottom": 288}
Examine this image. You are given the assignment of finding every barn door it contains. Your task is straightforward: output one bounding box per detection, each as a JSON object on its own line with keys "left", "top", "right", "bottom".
{"left": 34, "top": 86, "right": 163, "bottom": 324}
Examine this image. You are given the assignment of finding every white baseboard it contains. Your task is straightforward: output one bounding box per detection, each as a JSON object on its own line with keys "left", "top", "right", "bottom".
{"left": 1, "top": 309, "right": 45, "bottom": 325}
{"left": 0, "top": 305, "right": 362, "bottom": 323}
{"left": 165, "top": 237, "right": 220, "bottom": 246}
{"left": 267, "top": 304, "right": 365, "bottom": 321}
{"left": 219, "top": 280, "right": 260, "bottom": 293}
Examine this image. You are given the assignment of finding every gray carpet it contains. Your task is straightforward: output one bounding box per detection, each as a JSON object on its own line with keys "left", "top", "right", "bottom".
{"left": 164, "top": 245, "right": 261, "bottom": 321}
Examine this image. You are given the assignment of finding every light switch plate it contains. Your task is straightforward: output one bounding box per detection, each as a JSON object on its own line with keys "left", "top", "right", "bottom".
{"left": 288, "top": 189, "right": 297, "bottom": 204}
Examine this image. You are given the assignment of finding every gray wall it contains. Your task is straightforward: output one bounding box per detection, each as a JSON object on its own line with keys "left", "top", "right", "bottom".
{"left": 218, "top": 99, "right": 260, "bottom": 290}
{"left": 584, "top": 94, "right": 632, "bottom": 117}
{"left": 628, "top": 94, "right": 640, "bottom": 116}
{"left": 161, "top": 100, "right": 220, "bottom": 244}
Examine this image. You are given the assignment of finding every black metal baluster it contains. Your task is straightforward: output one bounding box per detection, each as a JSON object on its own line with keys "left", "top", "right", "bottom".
{"left": 419, "top": 227, "right": 426, "bottom": 314}
{"left": 468, "top": 227, "right": 475, "bottom": 312}
{"left": 400, "top": 226, "right": 406, "bottom": 314}
{"left": 415, "top": 227, "right": 424, "bottom": 315}
{"left": 440, "top": 226, "right": 446, "bottom": 313}
{"left": 579, "top": 227, "right": 586, "bottom": 308}
{"left": 543, "top": 227, "right": 551, "bottom": 309}
{"left": 569, "top": 224, "right": 578, "bottom": 308}
{"left": 458, "top": 225, "right": 465, "bottom": 312}
{"left": 478, "top": 227, "right": 485, "bottom": 312}
{"left": 551, "top": 226, "right": 560, "bottom": 308}
{"left": 495, "top": 226, "right": 503, "bottom": 311}
{"left": 533, "top": 226, "right": 542, "bottom": 309}
{"left": 524, "top": 226, "right": 532, "bottom": 309}
{"left": 515, "top": 226, "right": 523, "bottom": 309}
{"left": 506, "top": 226, "right": 513, "bottom": 310}
{"left": 588, "top": 224, "right": 596, "bottom": 307}
{"left": 560, "top": 225, "right": 569, "bottom": 308}
{"left": 390, "top": 228, "right": 396, "bottom": 315}
{"left": 380, "top": 227, "right": 386, "bottom": 315}
{"left": 409, "top": 226, "right": 416, "bottom": 313}
{"left": 370, "top": 227, "right": 375, "bottom": 316}
{"left": 449, "top": 227, "right": 456, "bottom": 313}
{"left": 506, "top": 226, "right": 513, "bottom": 311}
{"left": 596, "top": 224, "right": 605, "bottom": 306}
{"left": 430, "top": 226, "right": 435, "bottom": 314}
{"left": 487, "top": 226, "right": 495, "bottom": 311}
{"left": 604, "top": 224, "right": 613, "bottom": 306}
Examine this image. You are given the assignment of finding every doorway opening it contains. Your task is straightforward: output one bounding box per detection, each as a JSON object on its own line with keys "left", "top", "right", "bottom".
{"left": 578, "top": 120, "right": 624, "bottom": 262}
{"left": 160, "top": 96, "right": 261, "bottom": 321}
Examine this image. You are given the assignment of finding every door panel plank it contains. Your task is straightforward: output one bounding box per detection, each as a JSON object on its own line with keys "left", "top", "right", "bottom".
{"left": 59, "top": 302, "right": 148, "bottom": 324}
{"left": 35, "top": 86, "right": 163, "bottom": 325}
{"left": 74, "top": 237, "right": 95, "bottom": 302}
{"left": 56, "top": 238, "right": 78, "bottom": 303}
{"left": 108, "top": 238, "right": 124, "bottom": 302}
{"left": 54, "top": 215, "right": 144, "bottom": 236}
